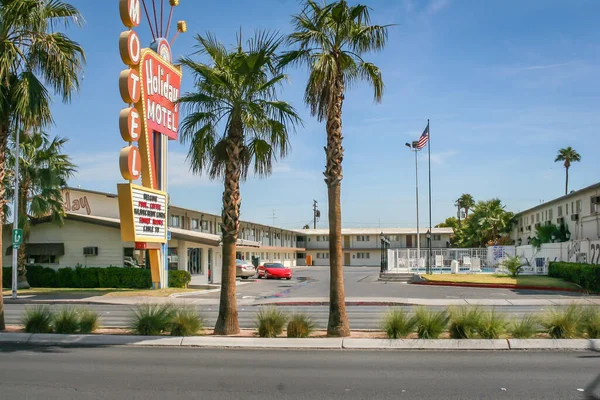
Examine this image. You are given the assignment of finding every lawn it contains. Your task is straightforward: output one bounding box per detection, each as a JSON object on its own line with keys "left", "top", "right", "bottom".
{"left": 1, "top": 287, "right": 202, "bottom": 297}
{"left": 422, "top": 274, "right": 581, "bottom": 290}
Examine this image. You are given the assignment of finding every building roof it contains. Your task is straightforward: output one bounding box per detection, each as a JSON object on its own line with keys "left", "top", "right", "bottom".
{"left": 514, "top": 181, "right": 600, "bottom": 216}
{"left": 293, "top": 227, "right": 454, "bottom": 235}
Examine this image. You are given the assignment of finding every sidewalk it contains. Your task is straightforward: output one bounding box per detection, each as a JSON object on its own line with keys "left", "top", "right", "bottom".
{"left": 5, "top": 294, "right": 600, "bottom": 307}
{"left": 1, "top": 332, "right": 599, "bottom": 351}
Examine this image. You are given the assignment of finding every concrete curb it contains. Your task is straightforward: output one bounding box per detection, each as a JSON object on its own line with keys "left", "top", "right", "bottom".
{"left": 412, "top": 281, "right": 586, "bottom": 293}
{"left": 2, "top": 332, "right": 599, "bottom": 350}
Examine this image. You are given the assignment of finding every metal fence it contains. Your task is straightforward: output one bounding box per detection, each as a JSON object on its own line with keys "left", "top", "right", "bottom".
{"left": 386, "top": 246, "right": 524, "bottom": 274}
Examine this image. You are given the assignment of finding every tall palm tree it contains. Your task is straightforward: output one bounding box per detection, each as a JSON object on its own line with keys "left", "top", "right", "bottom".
{"left": 476, "top": 199, "right": 515, "bottom": 246}
{"left": 458, "top": 193, "right": 475, "bottom": 219}
{"left": 177, "top": 32, "right": 301, "bottom": 335}
{"left": 555, "top": 147, "right": 581, "bottom": 195}
{"left": 282, "top": 0, "right": 390, "bottom": 336}
{"left": 4, "top": 131, "right": 76, "bottom": 288}
{"left": 0, "top": 0, "right": 85, "bottom": 330}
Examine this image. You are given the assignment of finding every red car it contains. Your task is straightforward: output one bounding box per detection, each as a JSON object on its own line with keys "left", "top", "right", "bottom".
{"left": 257, "top": 263, "right": 292, "bottom": 280}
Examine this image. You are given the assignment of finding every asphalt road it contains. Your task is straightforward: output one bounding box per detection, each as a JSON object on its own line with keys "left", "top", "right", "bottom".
{"left": 0, "top": 346, "right": 598, "bottom": 399}
{"left": 3, "top": 303, "right": 586, "bottom": 329}
{"left": 187, "top": 266, "right": 588, "bottom": 300}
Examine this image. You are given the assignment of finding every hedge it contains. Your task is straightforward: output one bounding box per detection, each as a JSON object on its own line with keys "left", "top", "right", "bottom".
{"left": 548, "top": 262, "right": 600, "bottom": 293}
{"left": 2, "top": 266, "right": 191, "bottom": 289}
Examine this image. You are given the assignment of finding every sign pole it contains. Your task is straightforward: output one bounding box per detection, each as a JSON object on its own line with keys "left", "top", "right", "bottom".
{"left": 11, "top": 125, "right": 20, "bottom": 299}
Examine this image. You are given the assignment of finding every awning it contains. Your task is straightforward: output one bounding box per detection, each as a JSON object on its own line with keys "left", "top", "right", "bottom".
{"left": 5, "top": 243, "right": 65, "bottom": 256}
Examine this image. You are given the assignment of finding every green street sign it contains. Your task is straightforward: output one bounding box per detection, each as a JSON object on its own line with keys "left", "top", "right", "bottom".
{"left": 12, "top": 228, "right": 23, "bottom": 245}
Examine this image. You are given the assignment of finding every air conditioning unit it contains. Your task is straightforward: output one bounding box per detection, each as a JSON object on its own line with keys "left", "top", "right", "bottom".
{"left": 571, "top": 213, "right": 579, "bottom": 221}
{"left": 591, "top": 196, "right": 600, "bottom": 204}
{"left": 83, "top": 246, "right": 98, "bottom": 256}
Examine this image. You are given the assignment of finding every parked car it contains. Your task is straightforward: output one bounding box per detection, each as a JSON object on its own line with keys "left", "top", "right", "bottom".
{"left": 236, "top": 259, "right": 256, "bottom": 279}
{"left": 257, "top": 262, "right": 292, "bottom": 280}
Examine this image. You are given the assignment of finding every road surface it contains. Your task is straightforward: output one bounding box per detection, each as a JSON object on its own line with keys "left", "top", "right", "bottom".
{"left": 3, "top": 303, "right": 589, "bottom": 329}
{"left": 0, "top": 345, "right": 598, "bottom": 399}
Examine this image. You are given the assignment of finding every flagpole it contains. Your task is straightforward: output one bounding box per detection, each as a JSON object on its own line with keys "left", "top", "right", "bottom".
{"left": 415, "top": 147, "right": 420, "bottom": 273}
{"left": 427, "top": 119, "right": 432, "bottom": 274}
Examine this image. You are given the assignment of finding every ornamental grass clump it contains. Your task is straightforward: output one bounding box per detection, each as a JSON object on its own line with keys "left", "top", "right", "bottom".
{"left": 448, "top": 307, "right": 482, "bottom": 339}
{"left": 22, "top": 305, "right": 54, "bottom": 333}
{"left": 414, "top": 307, "right": 449, "bottom": 339}
{"left": 256, "top": 307, "right": 288, "bottom": 338}
{"left": 129, "top": 303, "right": 175, "bottom": 336}
{"left": 476, "top": 309, "right": 507, "bottom": 339}
{"left": 78, "top": 308, "right": 100, "bottom": 334}
{"left": 581, "top": 307, "right": 600, "bottom": 339}
{"left": 541, "top": 304, "right": 583, "bottom": 339}
{"left": 54, "top": 307, "right": 81, "bottom": 334}
{"left": 287, "top": 314, "right": 315, "bottom": 338}
{"left": 508, "top": 315, "right": 538, "bottom": 339}
{"left": 169, "top": 306, "right": 205, "bottom": 336}
{"left": 381, "top": 308, "right": 416, "bottom": 339}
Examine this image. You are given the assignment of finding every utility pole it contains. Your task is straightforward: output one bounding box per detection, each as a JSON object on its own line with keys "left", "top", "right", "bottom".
{"left": 313, "top": 200, "right": 320, "bottom": 229}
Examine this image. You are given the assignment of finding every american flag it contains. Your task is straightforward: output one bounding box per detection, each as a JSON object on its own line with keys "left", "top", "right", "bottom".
{"left": 416, "top": 123, "right": 429, "bottom": 150}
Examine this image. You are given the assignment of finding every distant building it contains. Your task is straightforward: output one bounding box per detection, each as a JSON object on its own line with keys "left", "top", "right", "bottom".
{"left": 295, "top": 228, "right": 454, "bottom": 267}
{"left": 512, "top": 182, "right": 600, "bottom": 245}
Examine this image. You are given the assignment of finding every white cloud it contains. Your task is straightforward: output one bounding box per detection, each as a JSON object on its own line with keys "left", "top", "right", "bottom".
{"left": 427, "top": 0, "right": 450, "bottom": 14}
{"left": 520, "top": 62, "right": 573, "bottom": 71}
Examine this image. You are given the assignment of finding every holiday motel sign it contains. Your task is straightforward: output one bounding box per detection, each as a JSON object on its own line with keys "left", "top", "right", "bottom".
{"left": 116, "top": 0, "right": 185, "bottom": 284}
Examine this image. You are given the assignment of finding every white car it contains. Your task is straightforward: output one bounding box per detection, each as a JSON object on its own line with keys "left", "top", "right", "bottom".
{"left": 236, "top": 259, "right": 256, "bottom": 279}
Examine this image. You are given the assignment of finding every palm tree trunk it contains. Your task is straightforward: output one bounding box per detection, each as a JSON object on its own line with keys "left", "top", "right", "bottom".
{"left": 565, "top": 166, "right": 569, "bottom": 196}
{"left": 214, "top": 117, "right": 242, "bottom": 336}
{"left": 324, "top": 75, "right": 350, "bottom": 337}
{"left": 0, "top": 123, "right": 7, "bottom": 330}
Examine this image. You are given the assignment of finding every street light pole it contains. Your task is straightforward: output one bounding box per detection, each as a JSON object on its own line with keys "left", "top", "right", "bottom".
{"left": 406, "top": 142, "right": 420, "bottom": 273}
{"left": 11, "top": 127, "right": 20, "bottom": 299}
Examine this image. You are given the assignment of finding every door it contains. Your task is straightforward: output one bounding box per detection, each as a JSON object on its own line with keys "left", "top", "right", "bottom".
{"left": 406, "top": 235, "right": 413, "bottom": 248}
{"left": 344, "top": 236, "right": 350, "bottom": 248}
{"left": 344, "top": 253, "right": 351, "bottom": 266}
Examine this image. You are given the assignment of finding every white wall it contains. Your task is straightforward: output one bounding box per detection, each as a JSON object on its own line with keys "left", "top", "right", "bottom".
{"left": 63, "top": 189, "right": 119, "bottom": 219}
{"left": 2, "top": 219, "right": 127, "bottom": 268}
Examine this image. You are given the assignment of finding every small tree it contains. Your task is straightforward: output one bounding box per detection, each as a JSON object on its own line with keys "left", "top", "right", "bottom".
{"left": 502, "top": 255, "right": 523, "bottom": 277}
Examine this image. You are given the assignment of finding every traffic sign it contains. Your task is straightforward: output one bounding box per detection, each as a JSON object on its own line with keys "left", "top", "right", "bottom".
{"left": 167, "top": 231, "right": 172, "bottom": 241}
{"left": 12, "top": 229, "right": 23, "bottom": 245}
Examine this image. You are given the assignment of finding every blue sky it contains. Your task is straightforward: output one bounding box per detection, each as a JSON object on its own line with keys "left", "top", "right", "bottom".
{"left": 52, "top": 0, "right": 599, "bottom": 229}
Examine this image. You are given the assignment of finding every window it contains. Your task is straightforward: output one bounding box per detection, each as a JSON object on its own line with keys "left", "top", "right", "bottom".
{"left": 356, "top": 252, "right": 370, "bottom": 259}
{"left": 565, "top": 203, "right": 569, "bottom": 215}
{"left": 558, "top": 206, "right": 563, "bottom": 217}
{"left": 356, "top": 235, "right": 370, "bottom": 242}
{"left": 536, "top": 213, "right": 539, "bottom": 222}
{"left": 169, "top": 215, "right": 180, "bottom": 227}
{"left": 576, "top": 200, "right": 582, "bottom": 213}
{"left": 316, "top": 236, "right": 321, "bottom": 242}
{"left": 548, "top": 208, "right": 553, "bottom": 220}
{"left": 317, "top": 252, "right": 329, "bottom": 259}
{"left": 571, "top": 202, "right": 574, "bottom": 214}
{"left": 191, "top": 219, "right": 199, "bottom": 229}
{"left": 592, "top": 197, "right": 599, "bottom": 214}
{"left": 30, "top": 255, "right": 58, "bottom": 264}
{"left": 433, "top": 234, "right": 441, "bottom": 241}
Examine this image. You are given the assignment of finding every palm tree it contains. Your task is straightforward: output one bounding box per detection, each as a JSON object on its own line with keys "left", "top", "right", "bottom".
{"left": 458, "top": 193, "right": 475, "bottom": 219}
{"left": 0, "top": 0, "right": 85, "bottom": 330}
{"left": 555, "top": 147, "right": 581, "bottom": 195}
{"left": 177, "top": 32, "right": 301, "bottom": 335}
{"left": 476, "top": 199, "right": 515, "bottom": 245}
{"left": 5, "top": 131, "right": 76, "bottom": 288}
{"left": 282, "top": 0, "right": 390, "bottom": 337}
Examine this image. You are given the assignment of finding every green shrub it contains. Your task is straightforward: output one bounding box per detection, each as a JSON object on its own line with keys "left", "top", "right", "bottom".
{"left": 287, "top": 314, "right": 315, "bottom": 338}
{"left": 78, "top": 309, "right": 100, "bottom": 334}
{"left": 476, "top": 309, "right": 507, "bottom": 339}
{"left": 541, "top": 304, "right": 583, "bottom": 339}
{"left": 169, "top": 306, "right": 204, "bottom": 336}
{"left": 169, "top": 270, "right": 191, "bottom": 288}
{"left": 448, "top": 307, "right": 482, "bottom": 339}
{"left": 98, "top": 267, "right": 152, "bottom": 289}
{"left": 414, "top": 307, "right": 449, "bottom": 339}
{"left": 549, "top": 262, "right": 600, "bottom": 293}
{"left": 502, "top": 256, "right": 523, "bottom": 278}
{"left": 582, "top": 307, "right": 600, "bottom": 339}
{"left": 381, "top": 308, "right": 416, "bottom": 339}
{"left": 73, "top": 267, "right": 100, "bottom": 288}
{"left": 26, "top": 265, "right": 57, "bottom": 287}
{"left": 2, "top": 267, "right": 11, "bottom": 288}
{"left": 130, "top": 303, "right": 175, "bottom": 335}
{"left": 54, "top": 307, "right": 81, "bottom": 334}
{"left": 256, "top": 307, "right": 288, "bottom": 338}
{"left": 57, "top": 268, "right": 76, "bottom": 288}
{"left": 22, "top": 305, "right": 54, "bottom": 333}
{"left": 508, "top": 315, "right": 539, "bottom": 339}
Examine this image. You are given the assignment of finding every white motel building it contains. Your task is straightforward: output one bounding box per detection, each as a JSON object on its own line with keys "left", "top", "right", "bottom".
{"left": 512, "top": 182, "right": 600, "bottom": 245}
{"left": 2, "top": 187, "right": 454, "bottom": 284}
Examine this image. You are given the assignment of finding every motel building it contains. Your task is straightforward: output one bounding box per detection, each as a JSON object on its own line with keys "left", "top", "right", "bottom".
{"left": 295, "top": 228, "right": 454, "bottom": 267}
{"left": 2, "top": 187, "right": 304, "bottom": 286}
